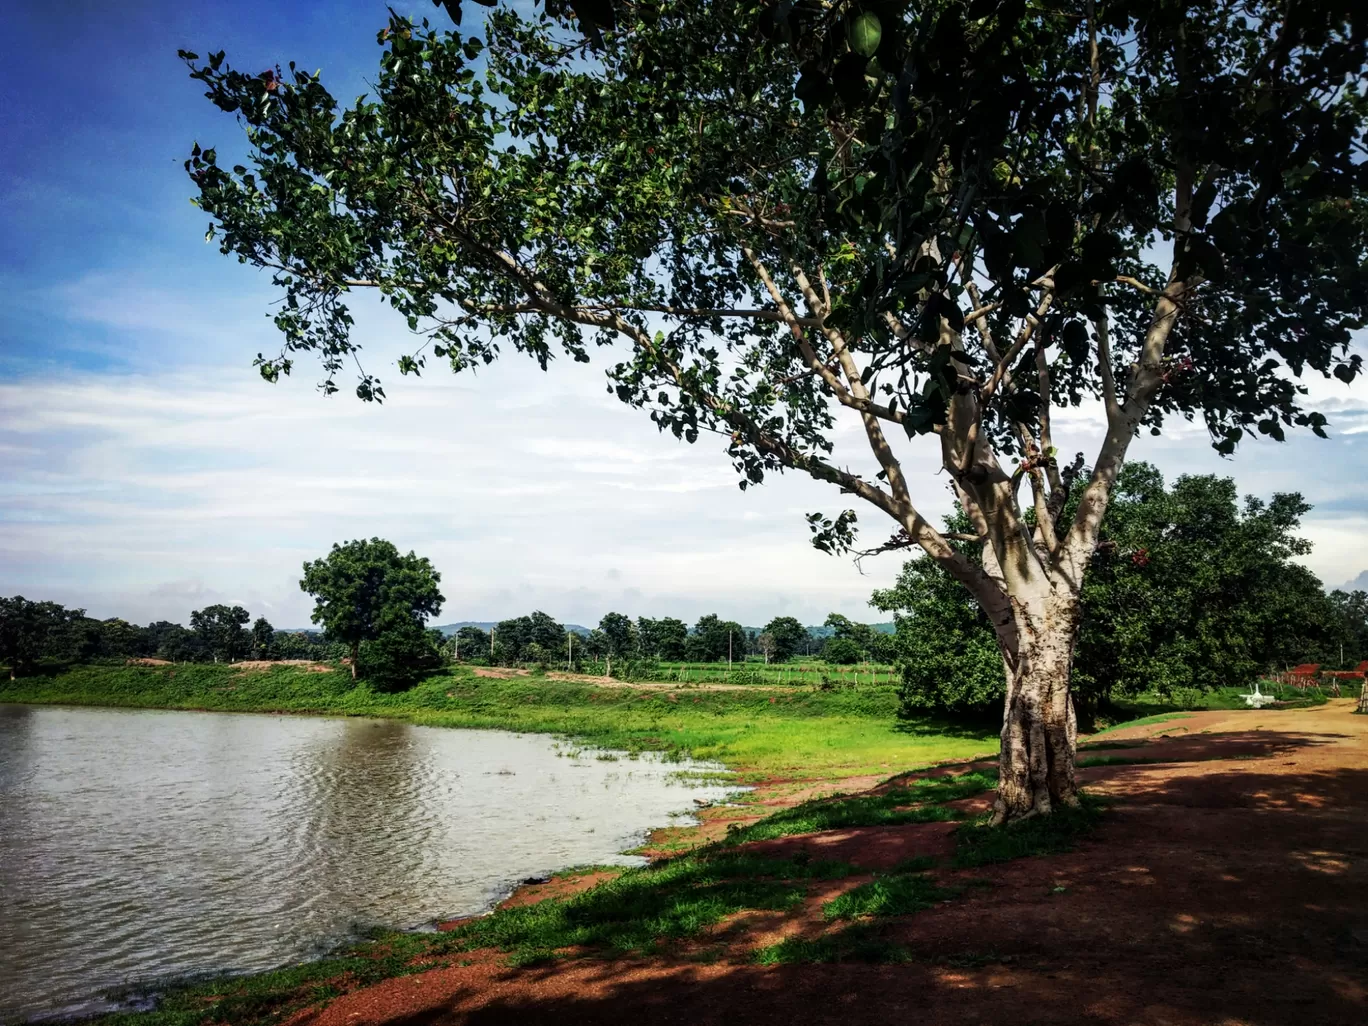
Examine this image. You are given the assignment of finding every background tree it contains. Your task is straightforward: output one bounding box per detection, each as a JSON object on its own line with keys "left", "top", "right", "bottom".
{"left": 451, "top": 624, "right": 490, "bottom": 661}
{"left": 356, "top": 618, "right": 444, "bottom": 691}
{"left": 638, "top": 616, "right": 688, "bottom": 660}
{"left": 182, "top": 2, "right": 1368, "bottom": 820}
{"left": 189, "top": 604, "right": 251, "bottom": 663}
{"left": 250, "top": 616, "right": 275, "bottom": 660}
{"left": 756, "top": 631, "right": 777, "bottom": 663}
{"left": 687, "top": 614, "right": 745, "bottom": 663}
{"left": 0, "top": 597, "right": 87, "bottom": 678}
{"left": 597, "top": 611, "right": 637, "bottom": 671}
{"left": 877, "top": 463, "right": 1340, "bottom": 718}
{"left": 300, "top": 538, "right": 444, "bottom": 679}
{"left": 147, "top": 620, "right": 205, "bottom": 663}
{"left": 1320, "top": 590, "right": 1368, "bottom": 669}
{"left": 762, "top": 616, "right": 808, "bottom": 663}
{"left": 824, "top": 637, "right": 862, "bottom": 666}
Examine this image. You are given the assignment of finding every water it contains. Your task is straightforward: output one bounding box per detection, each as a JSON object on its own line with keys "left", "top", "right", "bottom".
{"left": 0, "top": 704, "right": 737, "bottom": 1022}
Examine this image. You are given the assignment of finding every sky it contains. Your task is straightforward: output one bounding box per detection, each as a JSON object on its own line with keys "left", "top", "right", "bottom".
{"left": 2, "top": 0, "right": 1367, "bottom": 630}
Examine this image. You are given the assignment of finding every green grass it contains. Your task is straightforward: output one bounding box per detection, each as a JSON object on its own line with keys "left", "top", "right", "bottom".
{"left": 823, "top": 872, "right": 955, "bottom": 920}
{"left": 953, "top": 795, "right": 1104, "bottom": 867}
{"left": 752, "top": 923, "right": 915, "bottom": 965}
{"left": 0, "top": 664, "right": 996, "bottom": 779}
{"left": 721, "top": 771, "right": 997, "bottom": 845}
{"left": 443, "top": 851, "right": 855, "bottom": 964}
{"left": 1088, "top": 712, "right": 1193, "bottom": 737}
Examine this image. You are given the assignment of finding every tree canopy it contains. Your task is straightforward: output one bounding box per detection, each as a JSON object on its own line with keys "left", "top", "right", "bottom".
{"left": 300, "top": 538, "right": 444, "bottom": 678}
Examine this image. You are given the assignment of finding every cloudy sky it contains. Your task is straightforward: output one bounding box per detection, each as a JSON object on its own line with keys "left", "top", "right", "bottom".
{"left": 3, "top": 0, "right": 1367, "bottom": 630}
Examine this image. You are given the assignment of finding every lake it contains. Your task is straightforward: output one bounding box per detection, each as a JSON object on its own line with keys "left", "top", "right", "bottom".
{"left": 0, "top": 704, "right": 737, "bottom": 1022}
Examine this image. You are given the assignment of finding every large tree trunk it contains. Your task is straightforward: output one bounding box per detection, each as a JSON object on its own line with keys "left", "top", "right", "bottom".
{"left": 993, "top": 592, "right": 1080, "bottom": 824}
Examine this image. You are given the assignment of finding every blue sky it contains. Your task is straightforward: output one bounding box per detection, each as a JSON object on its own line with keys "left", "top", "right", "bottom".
{"left": 3, "top": 0, "right": 1367, "bottom": 629}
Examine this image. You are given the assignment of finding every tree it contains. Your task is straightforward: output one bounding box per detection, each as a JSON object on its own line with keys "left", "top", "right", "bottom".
{"left": 452, "top": 624, "right": 490, "bottom": 661}
{"left": 762, "top": 616, "right": 808, "bottom": 663}
{"left": 492, "top": 610, "right": 565, "bottom": 663}
{"left": 824, "top": 637, "right": 862, "bottom": 666}
{"left": 1325, "top": 591, "right": 1368, "bottom": 669}
{"left": 638, "top": 616, "right": 688, "bottom": 660}
{"left": 755, "top": 632, "right": 777, "bottom": 663}
{"left": 687, "top": 614, "right": 745, "bottom": 663}
{"left": 878, "top": 463, "right": 1341, "bottom": 717}
{"left": 597, "top": 611, "right": 638, "bottom": 669}
{"left": 356, "top": 617, "right": 444, "bottom": 691}
{"left": 189, "top": 604, "right": 251, "bottom": 663}
{"left": 300, "top": 538, "right": 444, "bottom": 679}
{"left": 0, "top": 597, "right": 87, "bottom": 678}
{"left": 182, "top": 3, "right": 1368, "bottom": 820}
{"left": 251, "top": 616, "right": 275, "bottom": 659}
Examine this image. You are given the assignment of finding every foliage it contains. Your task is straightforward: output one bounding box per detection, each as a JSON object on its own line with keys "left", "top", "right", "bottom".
{"left": 189, "top": 604, "right": 251, "bottom": 663}
{"left": 822, "top": 636, "right": 862, "bottom": 665}
{"left": 250, "top": 616, "right": 275, "bottom": 659}
{"left": 492, "top": 610, "right": 565, "bottom": 664}
{"left": 877, "top": 463, "right": 1344, "bottom": 715}
{"left": 686, "top": 614, "right": 746, "bottom": 663}
{"left": 637, "top": 616, "right": 688, "bottom": 660}
{"left": 356, "top": 620, "right": 446, "bottom": 691}
{"left": 449, "top": 624, "right": 490, "bottom": 661}
{"left": 597, "top": 611, "right": 637, "bottom": 660}
{"left": 761, "top": 616, "right": 808, "bottom": 662}
{"left": 300, "top": 538, "right": 444, "bottom": 676}
{"left": 0, "top": 596, "right": 89, "bottom": 677}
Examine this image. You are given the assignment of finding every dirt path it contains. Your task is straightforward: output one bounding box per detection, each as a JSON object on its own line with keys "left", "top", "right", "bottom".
{"left": 289, "top": 702, "right": 1368, "bottom": 1026}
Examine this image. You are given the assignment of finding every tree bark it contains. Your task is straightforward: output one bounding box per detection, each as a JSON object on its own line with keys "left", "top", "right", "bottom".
{"left": 1358, "top": 684, "right": 1368, "bottom": 716}
{"left": 350, "top": 642, "right": 359, "bottom": 680}
{"left": 992, "top": 592, "right": 1081, "bottom": 824}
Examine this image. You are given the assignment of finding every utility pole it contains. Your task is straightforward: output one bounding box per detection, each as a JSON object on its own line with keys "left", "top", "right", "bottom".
{"left": 491, "top": 626, "right": 496, "bottom": 666}
{"left": 728, "top": 630, "right": 733, "bottom": 672}
{"left": 567, "top": 630, "right": 573, "bottom": 672}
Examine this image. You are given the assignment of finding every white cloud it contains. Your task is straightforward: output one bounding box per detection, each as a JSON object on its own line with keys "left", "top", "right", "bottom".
{"left": 4, "top": 332, "right": 1368, "bottom": 627}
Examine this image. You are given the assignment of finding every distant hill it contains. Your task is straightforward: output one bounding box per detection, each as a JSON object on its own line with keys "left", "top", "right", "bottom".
{"left": 1339, "top": 570, "right": 1368, "bottom": 593}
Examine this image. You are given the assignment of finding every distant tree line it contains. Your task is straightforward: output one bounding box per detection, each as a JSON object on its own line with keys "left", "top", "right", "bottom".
{"left": 873, "top": 464, "right": 1368, "bottom": 722}
{"left": 0, "top": 597, "right": 344, "bottom": 679}
{"left": 449, "top": 610, "right": 896, "bottom": 670}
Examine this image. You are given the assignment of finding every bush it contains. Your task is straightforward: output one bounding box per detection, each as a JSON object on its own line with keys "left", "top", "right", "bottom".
{"left": 824, "top": 637, "right": 862, "bottom": 665}
{"left": 356, "top": 619, "right": 443, "bottom": 692}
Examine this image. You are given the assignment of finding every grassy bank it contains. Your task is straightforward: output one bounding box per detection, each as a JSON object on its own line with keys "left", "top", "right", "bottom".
{"left": 0, "top": 664, "right": 997, "bottom": 779}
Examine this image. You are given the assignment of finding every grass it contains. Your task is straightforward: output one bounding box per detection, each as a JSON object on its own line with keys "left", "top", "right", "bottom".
{"left": 1088, "top": 712, "right": 1194, "bottom": 736}
{"left": 752, "top": 923, "right": 915, "bottom": 965}
{"left": 721, "top": 770, "right": 997, "bottom": 845}
{"left": 953, "top": 795, "right": 1104, "bottom": 868}
{"left": 443, "top": 851, "right": 855, "bottom": 964}
{"left": 823, "top": 872, "right": 955, "bottom": 920}
{"left": 0, "top": 663, "right": 997, "bottom": 780}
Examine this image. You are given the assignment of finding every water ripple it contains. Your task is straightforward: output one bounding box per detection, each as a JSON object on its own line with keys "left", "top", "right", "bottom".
{"left": 0, "top": 705, "right": 736, "bottom": 1022}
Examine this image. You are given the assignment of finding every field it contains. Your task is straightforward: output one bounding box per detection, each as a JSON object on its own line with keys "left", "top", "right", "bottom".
{"left": 0, "top": 663, "right": 995, "bottom": 781}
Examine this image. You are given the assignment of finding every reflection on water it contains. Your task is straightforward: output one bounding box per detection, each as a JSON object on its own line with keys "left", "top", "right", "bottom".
{"left": 0, "top": 705, "right": 736, "bottom": 1022}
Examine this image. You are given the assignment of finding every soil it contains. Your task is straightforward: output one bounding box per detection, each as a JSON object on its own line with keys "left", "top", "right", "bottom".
{"left": 283, "top": 701, "right": 1368, "bottom": 1026}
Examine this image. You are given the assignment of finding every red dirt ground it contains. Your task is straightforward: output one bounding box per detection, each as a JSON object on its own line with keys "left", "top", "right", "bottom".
{"left": 286, "top": 701, "right": 1368, "bottom": 1026}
